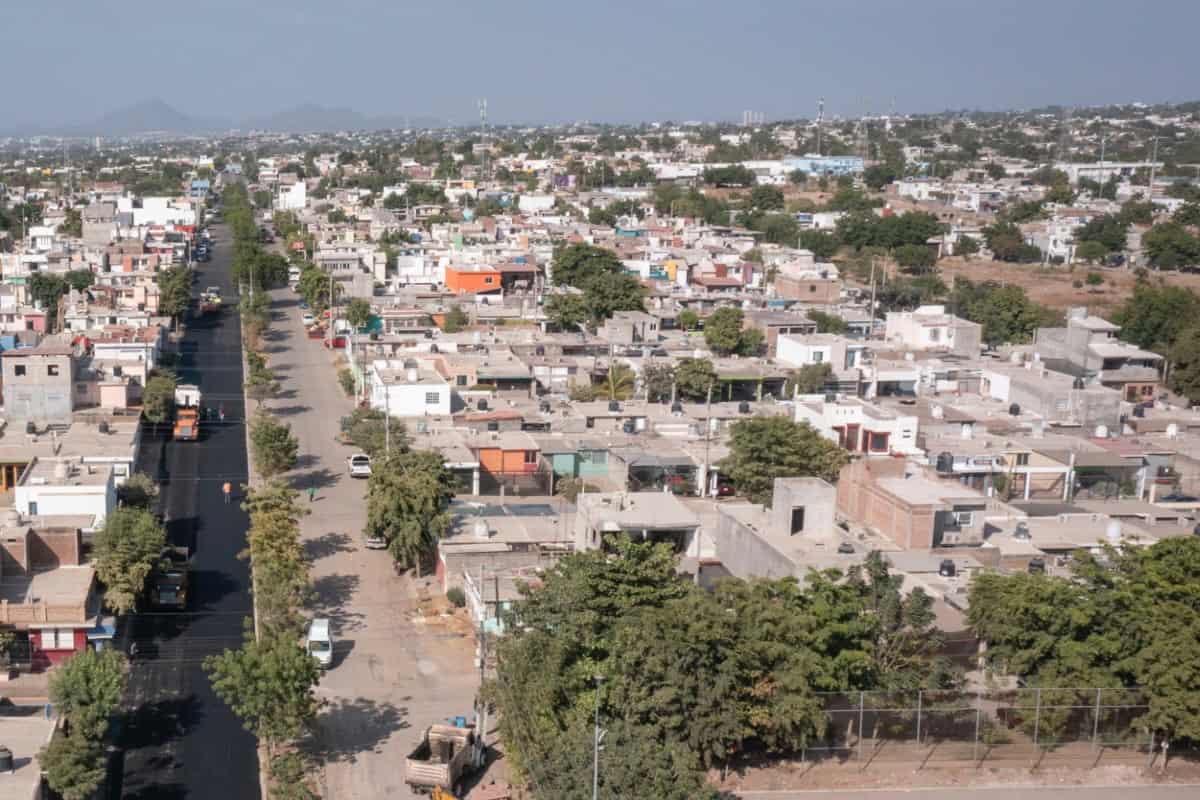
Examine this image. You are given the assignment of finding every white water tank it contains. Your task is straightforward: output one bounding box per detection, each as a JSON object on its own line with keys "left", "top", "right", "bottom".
{"left": 1105, "top": 520, "right": 1122, "bottom": 544}
{"left": 1094, "top": 425, "right": 1108, "bottom": 439}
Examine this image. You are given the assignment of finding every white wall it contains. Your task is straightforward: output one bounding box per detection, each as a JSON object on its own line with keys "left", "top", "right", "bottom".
{"left": 16, "top": 481, "right": 115, "bottom": 526}
{"left": 369, "top": 376, "right": 451, "bottom": 417}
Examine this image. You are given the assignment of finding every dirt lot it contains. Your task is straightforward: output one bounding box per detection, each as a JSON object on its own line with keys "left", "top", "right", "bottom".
{"left": 934, "top": 258, "right": 1200, "bottom": 317}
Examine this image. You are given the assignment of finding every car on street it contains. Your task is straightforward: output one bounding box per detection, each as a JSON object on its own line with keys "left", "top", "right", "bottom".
{"left": 301, "top": 312, "right": 316, "bottom": 326}
{"left": 347, "top": 453, "right": 372, "bottom": 478}
{"left": 363, "top": 531, "right": 387, "bottom": 550}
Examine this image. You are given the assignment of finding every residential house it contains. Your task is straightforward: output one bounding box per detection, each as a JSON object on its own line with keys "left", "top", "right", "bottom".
{"left": 794, "top": 394, "right": 921, "bottom": 456}
{"left": 366, "top": 359, "right": 451, "bottom": 418}
{"left": 1033, "top": 307, "right": 1162, "bottom": 402}
{"left": 2, "top": 340, "right": 76, "bottom": 428}
{"left": 573, "top": 491, "right": 702, "bottom": 556}
{"left": 884, "top": 305, "right": 982, "bottom": 357}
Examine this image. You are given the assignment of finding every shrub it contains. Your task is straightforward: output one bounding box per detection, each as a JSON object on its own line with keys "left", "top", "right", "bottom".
{"left": 446, "top": 587, "right": 466, "bottom": 608}
{"left": 1085, "top": 271, "right": 1104, "bottom": 286}
{"left": 337, "top": 368, "right": 355, "bottom": 396}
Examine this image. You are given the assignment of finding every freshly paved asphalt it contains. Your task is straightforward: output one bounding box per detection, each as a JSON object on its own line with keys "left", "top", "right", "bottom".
{"left": 111, "top": 224, "right": 260, "bottom": 799}
{"left": 735, "top": 785, "right": 1200, "bottom": 798}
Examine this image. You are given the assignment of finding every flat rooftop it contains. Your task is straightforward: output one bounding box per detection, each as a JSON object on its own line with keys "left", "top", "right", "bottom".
{"left": 0, "top": 565, "right": 94, "bottom": 607}
{"left": 0, "top": 709, "right": 57, "bottom": 800}
{"left": 19, "top": 459, "right": 113, "bottom": 488}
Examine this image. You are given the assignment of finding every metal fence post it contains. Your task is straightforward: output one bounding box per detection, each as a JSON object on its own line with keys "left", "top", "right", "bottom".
{"left": 915, "top": 690, "right": 923, "bottom": 747}
{"left": 1092, "top": 688, "right": 1102, "bottom": 749}
{"left": 973, "top": 706, "right": 981, "bottom": 765}
{"left": 1032, "top": 688, "right": 1042, "bottom": 748}
{"left": 858, "top": 691, "right": 866, "bottom": 762}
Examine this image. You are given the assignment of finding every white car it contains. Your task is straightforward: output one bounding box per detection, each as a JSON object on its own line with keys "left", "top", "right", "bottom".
{"left": 363, "top": 531, "right": 387, "bottom": 550}
{"left": 347, "top": 453, "right": 372, "bottom": 478}
{"left": 301, "top": 312, "right": 316, "bottom": 327}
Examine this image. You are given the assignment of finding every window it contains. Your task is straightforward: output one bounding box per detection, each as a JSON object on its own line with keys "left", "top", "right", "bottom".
{"left": 523, "top": 450, "right": 538, "bottom": 465}
{"left": 484, "top": 276, "right": 494, "bottom": 284}
{"left": 486, "top": 421, "right": 499, "bottom": 432}
{"left": 28, "top": 502, "right": 37, "bottom": 516}
{"left": 929, "top": 329, "right": 941, "bottom": 343}
{"left": 809, "top": 284, "right": 817, "bottom": 293}
{"left": 812, "top": 351, "right": 824, "bottom": 363}
{"left": 47, "top": 365, "right": 59, "bottom": 377}
{"left": 424, "top": 392, "right": 441, "bottom": 404}
{"left": 13, "top": 365, "right": 25, "bottom": 377}
{"left": 790, "top": 507, "right": 806, "bottom": 535}
{"left": 39, "top": 629, "right": 73, "bottom": 650}
{"left": 1015, "top": 453, "right": 1030, "bottom": 466}
{"left": 456, "top": 375, "right": 468, "bottom": 386}
{"left": 951, "top": 511, "right": 974, "bottom": 528}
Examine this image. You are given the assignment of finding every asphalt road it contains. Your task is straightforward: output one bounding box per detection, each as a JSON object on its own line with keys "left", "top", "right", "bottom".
{"left": 112, "top": 225, "right": 260, "bottom": 799}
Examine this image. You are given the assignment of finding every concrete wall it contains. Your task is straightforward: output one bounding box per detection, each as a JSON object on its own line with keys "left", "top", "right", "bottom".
{"left": 769, "top": 478, "right": 836, "bottom": 536}
{"left": 711, "top": 507, "right": 798, "bottom": 580}
{"left": 3, "top": 353, "right": 74, "bottom": 427}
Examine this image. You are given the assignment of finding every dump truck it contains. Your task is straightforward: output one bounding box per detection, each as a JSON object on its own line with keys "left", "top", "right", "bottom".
{"left": 150, "top": 546, "right": 191, "bottom": 610}
{"left": 173, "top": 384, "right": 201, "bottom": 441}
{"left": 405, "top": 724, "right": 478, "bottom": 794}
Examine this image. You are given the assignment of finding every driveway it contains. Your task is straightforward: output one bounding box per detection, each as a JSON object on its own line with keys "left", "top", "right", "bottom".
{"left": 259, "top": 287, "right": 477, "bottom": 798}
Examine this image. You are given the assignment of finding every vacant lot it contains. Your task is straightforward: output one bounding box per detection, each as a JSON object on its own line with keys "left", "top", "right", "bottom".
{"left": 935, "top": 258, "right": 1200, "bottom": 317}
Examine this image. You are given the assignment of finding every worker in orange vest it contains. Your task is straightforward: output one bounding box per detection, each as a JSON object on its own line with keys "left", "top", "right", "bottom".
{"left": 222, "top": 481, "right": 232, "bottom": 504}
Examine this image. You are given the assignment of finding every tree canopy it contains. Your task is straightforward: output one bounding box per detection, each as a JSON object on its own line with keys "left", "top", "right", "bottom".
{"left": 93, "top": 508, "right": 165, "bottom": 614}
{"left": 718, "top": 417, "right": 849, "bottom": 505}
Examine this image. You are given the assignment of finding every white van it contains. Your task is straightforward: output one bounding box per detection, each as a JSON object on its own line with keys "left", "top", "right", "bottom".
{"left": 288, "top": 266, "right": 301, "bottom": 284}
{"left": 306, "top": 618, "right": 333, "bottom": 668}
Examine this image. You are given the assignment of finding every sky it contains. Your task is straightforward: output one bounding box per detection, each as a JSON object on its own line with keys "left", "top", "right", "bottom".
{"left": 2, "top": 0, "right": 1197, "bottom": 128}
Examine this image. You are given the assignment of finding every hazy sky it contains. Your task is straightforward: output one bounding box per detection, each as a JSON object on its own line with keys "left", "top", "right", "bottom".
{"left": 2, "top": 0, "right": 1195, "bottom": 127}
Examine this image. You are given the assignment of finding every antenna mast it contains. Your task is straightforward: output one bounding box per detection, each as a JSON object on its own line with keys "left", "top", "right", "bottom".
{"left": 478, "top": 99, "right": 489, "bottom": 183}
{"left": 815, "top": 97, "right": 825, "bottom": 156}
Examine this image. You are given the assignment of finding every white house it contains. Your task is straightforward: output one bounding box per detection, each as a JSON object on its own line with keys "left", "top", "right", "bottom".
{"left": 884, "top": 305, "right": 982, "bottom": 357}
{"left": 794, "top": 395, "right": 921, "bottom": 456}
{"left": 15, "top": 458, "right": 116, "bottom": 532}
{"left": 367, "top": 359, "right": 451, "bottom": 418}
{"left": 275, "top": 180, "right": 306, "bottom": 211}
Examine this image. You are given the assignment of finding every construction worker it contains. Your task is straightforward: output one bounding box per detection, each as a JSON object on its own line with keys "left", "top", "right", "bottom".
{"left": 222, "top": 481, "right": 232, "bottom": 504}
{"left": 307, "top": 485, "right": 317, "bottom": 503}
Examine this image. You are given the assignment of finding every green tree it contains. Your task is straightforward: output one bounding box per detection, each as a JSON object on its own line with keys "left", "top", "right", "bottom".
{"left": 65, "top": 269, "right": 93, "bottom": 292}
{"left": 1076, "top": 241, "right": 1108, "bottom": 263}
{"left": 1173, "top": 202, "right": 1200, "bottom": 227}
{"left": 718, "top": 417, "right": 849, "bottom": 505}
{"left": 702, "top": 164, "right": 756, "bottom": 186}
{"left": 1074, "top": 214, "right": 1128, "bottom": 253}
{"left": 269, "top": 752, "right": 319, "bottom": 800}
{"left": 676, "top": 309, "right": 699, "bottom": 331}
{"left": 983, "top": 221, "right": 1042, "bottom": 263}
{"left": 345, "top": 297, "right": 372, "bottom": 331}
{"left": 59, "top": 207, "right": 83, "bottom": 237}
{"left": 895, "top": 243, "right": 937, "bottom": 273}
{"left": 551, "top": 243, "right": 623, "bottom": 288}
{"left": 674, "top": 358, "right": 718, "bottom": 402}
{"left": 441, "top": 305, "right": 469, "bottom": 332}
{"left": 602, "top": 363, "right": 636, "bottom": 402}
{"left": 788, "top": 362, "right": 834, "bottom": 395}
{"left": 347, "top": 408, "right": 408, "bottom": 457}
{"left": 1112, "top": 281, "right": 1200, "bottom": 352}
{"left": 93, "top": 508, "right": 166, "bottom": 614}
{"left": 39, "top": 733, "right": 106, "bottom": 800}
{"left": 581, "top": 271, "right": 645, "bottom": 324}
{"left": 788, "top": 169, "right": 808, "bottom": 185}
{"left": 956, "top": 235, "right": 980, "bottom": 257}
{"left": 863, "top": 163, "right": 898, "bottom": 190}
{"left": 798, "top": 229, "right": 839, "bottom": 259}
{"left": 49, "top": 648, "right": 127, "bottom": 741}
{"left": 157, "top": 265, "right": 193, "bottom": 321}
{"left": 116, "top": 472, "right": 159, "bottom": 510}
{"left": 947, "top": 278, "right": 1057, "bottom": 347}
{"left": 641, "top": 361, "right": 675, "bottom": 403}
{"left": 703, "top": 307, "right": 746, "bottom": 355}
{"left": 807, "top": 310, "right": 848, "bottom": 334}
{"left": 985, "top": 162, "right": 1007, "bottom": 180}
{"left": 1143, "top": 222, "right": 1200, "bottom": 269}
{"left": 1168, "top": 325, "right": 1200, "bottom": 404}
{"left": 205, "top": 635, "right": 321, "bottom": 747}
{"left": 749, "top": 184, "right": 785, "bottom": 210}
{"left": 249, "top": 411, "right": 299, "bottom": 478}
{"left": 364, "top": 449, "right": 457, "bottom": 574}
{"left": 141, "top": 371, "right": 177, "bottom": 425}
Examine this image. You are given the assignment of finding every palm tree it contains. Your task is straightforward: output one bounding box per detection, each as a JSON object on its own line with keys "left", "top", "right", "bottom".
{"left": 605, "top": 363, "right": 636, "bottom": 402}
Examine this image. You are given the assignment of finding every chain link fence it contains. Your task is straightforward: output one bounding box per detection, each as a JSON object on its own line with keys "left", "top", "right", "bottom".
{"left": 800, "top": 688, "right": 1181, "bottom": 770}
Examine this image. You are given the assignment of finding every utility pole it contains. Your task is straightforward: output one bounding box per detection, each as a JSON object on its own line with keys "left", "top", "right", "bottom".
{"left": 868, "top": 257, "right": 878, "bottom": 340}
{"left": 327, "top": 272, "right": 334, "bottom": 349}
{"left": 701, "top": 382, "right": 714, "bottom": 497}
{"left": 384, "top": 380, "right": 392, "bottom": 455}
{"left": 592, "top": 676, "right": 604, "bottom": 800}
{"left": 815, "top": 97, "right": 825, "bottom": 156}
{"left": 1147, "top": 136, "right": 1160, "bottom": 200}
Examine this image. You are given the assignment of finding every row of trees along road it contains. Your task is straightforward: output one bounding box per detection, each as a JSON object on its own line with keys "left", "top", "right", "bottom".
{"left": 490, "top": 541, "right": 955, "bottom": 799}
{"left": 200, "top": 202, "right": 320, "bottom": 800}
{"left": 40, "top": 477, "right": 167, "bottom": 797}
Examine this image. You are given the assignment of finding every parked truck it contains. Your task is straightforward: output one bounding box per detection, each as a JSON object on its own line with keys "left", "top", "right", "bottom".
{"left": 173, "top": 384, "right": 202, "bottom": 441}
{"left": 405, "top": 724, "right": 479, "bottom": 794}
{"left": 150, "top": 546, "right": 191, "bottom": 610}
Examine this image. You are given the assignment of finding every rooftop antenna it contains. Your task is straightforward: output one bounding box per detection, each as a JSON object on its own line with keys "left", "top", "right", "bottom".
{"left": 815, "top": 97, "right": 825, "bottom": 156}
{"left": 478, "top": 99, "right": 489, "bottom": 183}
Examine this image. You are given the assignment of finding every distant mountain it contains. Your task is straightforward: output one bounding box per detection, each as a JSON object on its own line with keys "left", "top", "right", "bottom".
{"left": 0, "top": 100, "right": 447, "bottom": 138}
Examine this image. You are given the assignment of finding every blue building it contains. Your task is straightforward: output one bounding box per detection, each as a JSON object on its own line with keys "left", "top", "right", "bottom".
{"left": 783, "top": 155, "right": 864, "bottom": 177}
{"left": 189, "top": 178, "right": 211, "bottom": 198}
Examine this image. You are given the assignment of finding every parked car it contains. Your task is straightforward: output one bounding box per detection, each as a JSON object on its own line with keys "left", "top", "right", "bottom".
{"left": 347, "top": 453, "right": 372, "bottom": 478}
{"left": 364, "top": 531, "right": 387, "bottom": 550}
{"left": 301, "top": 312, "right": 316, "bottom": 326}
{"left": 306, "top": 618, "right": 333, "bottom": 668}
{"left": 837, "top": 541, "right": 856, "bottom": 554}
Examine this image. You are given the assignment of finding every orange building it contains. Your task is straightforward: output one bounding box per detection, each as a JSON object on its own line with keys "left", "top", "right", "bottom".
{"left": 445, "top": 264, "right": 501, "bottom": 295}
{"left": 473, "top": 431, "right": 540, "bottom": 475}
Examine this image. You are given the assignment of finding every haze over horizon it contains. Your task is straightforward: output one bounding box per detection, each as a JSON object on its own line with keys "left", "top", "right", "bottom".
{"left": 2, "top": 0, "right": 1197, "bottom": 130}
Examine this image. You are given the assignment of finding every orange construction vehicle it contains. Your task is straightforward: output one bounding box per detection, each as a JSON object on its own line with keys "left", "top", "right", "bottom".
{"left": 173, "top": 384, "right": 202, "bottom": 441}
